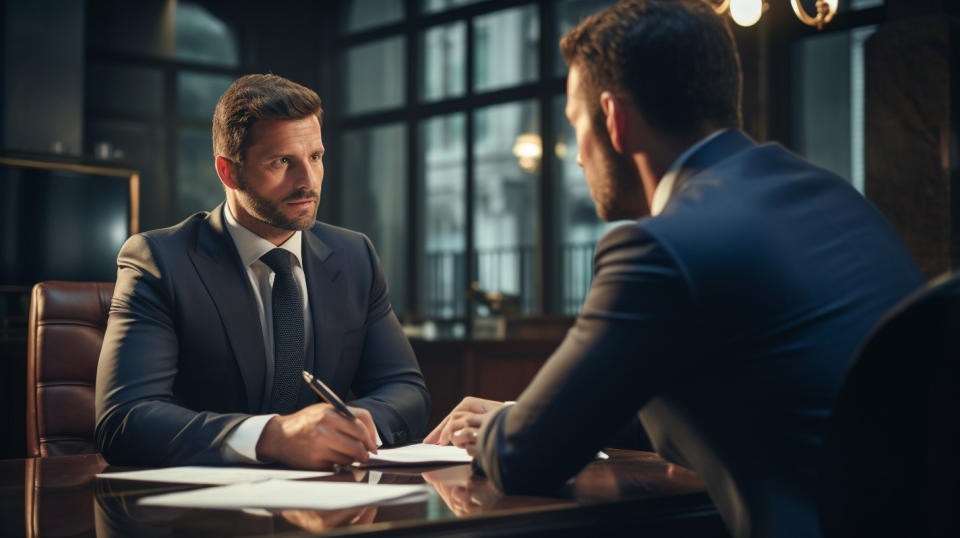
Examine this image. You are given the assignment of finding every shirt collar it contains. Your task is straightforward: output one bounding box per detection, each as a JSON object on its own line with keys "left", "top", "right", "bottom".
{"left": 650, "top": 129, "right": 728, "bottom": 216}
{"left": 223, "top": 200, "right": 303, "bottom": 268}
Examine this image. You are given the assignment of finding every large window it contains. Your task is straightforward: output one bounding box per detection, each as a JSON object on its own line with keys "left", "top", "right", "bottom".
{"left": 336, "top": 0, "right": 615, "bottom": 331}
{"left": 85, "top": 0, "right": 243, "bottom": 231}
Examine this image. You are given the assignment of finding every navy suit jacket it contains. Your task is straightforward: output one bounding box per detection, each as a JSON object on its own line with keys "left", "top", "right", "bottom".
{"left": 95, "top": 203, "right": 429, "bottom": 466}
{"left": 474, "top": 130, "right": 923, "bottom": 538}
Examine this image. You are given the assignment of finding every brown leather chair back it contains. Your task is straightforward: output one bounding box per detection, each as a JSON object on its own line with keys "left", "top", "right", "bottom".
{"left": 27, "top": 281, "right": 114, "bottom": 457}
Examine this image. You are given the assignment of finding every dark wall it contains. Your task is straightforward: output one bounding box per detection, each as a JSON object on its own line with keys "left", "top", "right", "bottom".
{"left": 2, "top": 0, "right": 85, "bottom": 154}
{"left": 865, "top": 2, "right": 960, "bottom": 278}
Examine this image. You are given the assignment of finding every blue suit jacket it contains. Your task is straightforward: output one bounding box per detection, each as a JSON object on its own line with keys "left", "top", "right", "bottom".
{"left": 95, "top": 203, "right": 429, "bottom": 465}
{"left": 474, "top": 130, "right": 923, "bottom": 538}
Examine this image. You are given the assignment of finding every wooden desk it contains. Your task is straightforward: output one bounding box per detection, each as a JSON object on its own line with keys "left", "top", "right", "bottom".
{"left": 1, "top": 450, "right": 728, "bottom": 537}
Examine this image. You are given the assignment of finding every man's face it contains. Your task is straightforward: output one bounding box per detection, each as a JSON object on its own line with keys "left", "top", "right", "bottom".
{"left": 232, "top": 115, "right": 324, "bottom": 237}
{"left": 565, "top": 64, "right": 643, "bottom": 221}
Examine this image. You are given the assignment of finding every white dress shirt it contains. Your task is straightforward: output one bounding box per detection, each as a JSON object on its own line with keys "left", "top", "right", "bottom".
{"left": 221, "top": 201, "right": 312, "bottom": 463}
{"left": 650, "top": 129, "right": 727, "bottom": 216}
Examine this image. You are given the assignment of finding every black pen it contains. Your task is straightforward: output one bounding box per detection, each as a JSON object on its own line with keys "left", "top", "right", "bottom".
{"left": 302, "top": 371, "right": 357, "bottom": 419}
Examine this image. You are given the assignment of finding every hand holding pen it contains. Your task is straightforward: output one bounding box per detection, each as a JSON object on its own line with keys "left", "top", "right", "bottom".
{"left": 253, "top": 373, "right": 377, "bottom": 469}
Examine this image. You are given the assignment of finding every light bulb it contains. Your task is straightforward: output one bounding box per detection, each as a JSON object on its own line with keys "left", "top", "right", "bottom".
{"left": 730, "top": 0, "right": 763, "bottom": 27}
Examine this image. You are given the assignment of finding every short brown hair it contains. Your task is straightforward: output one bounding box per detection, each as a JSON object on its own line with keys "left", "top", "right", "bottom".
{"left": 212, "top": 74, "right": 323, "bottom": 163}
{"left": 560, "top": 0, "right": 742, "bottom": 137}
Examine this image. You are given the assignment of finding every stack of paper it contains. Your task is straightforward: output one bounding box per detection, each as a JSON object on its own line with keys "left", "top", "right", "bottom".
{"left": 97, "top": 466, "right": 331, "bottom": 485}
{"left": 358, "top": 443, "right": 474, "bottom": 467}
{"left": 137, "top": 479, "right": 429, "bottom": 510}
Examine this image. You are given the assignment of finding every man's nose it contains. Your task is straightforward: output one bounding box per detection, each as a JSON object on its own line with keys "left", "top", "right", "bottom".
{"left": 576, "top": 152, "right": 584, "bottom": 168}
{"left": 299, "top": 161, "right": 322, "bottom": 189}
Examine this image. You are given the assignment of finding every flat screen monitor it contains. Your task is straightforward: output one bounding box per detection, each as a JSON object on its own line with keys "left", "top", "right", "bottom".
{"left": 0, "top": 156, "right": 139, "bottom": 286}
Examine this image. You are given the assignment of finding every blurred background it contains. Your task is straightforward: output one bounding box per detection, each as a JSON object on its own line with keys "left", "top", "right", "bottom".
{"left": 5, "top": 0, "right": 934, "bottom": 325}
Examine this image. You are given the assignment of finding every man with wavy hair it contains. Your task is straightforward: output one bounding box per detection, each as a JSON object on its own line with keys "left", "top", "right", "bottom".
{"left": 427, "top": 2, "right": 922, "bottom": 536}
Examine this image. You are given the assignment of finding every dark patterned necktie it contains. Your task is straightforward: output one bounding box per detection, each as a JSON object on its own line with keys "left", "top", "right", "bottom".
{"left": 260, "top": 248, "right": 304, "bottom": 414}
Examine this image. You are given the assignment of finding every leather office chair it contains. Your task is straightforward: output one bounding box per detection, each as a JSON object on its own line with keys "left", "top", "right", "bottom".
{"left": 818, "top": 273, "right": 960, "bottom": 538}
{"left": 26, "top": 281, "right": 114, "bottom": 457}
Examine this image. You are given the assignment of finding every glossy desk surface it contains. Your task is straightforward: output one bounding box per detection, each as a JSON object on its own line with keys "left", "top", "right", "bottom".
{"left": 1, "top": 449, "right": 723, "bottom": 537}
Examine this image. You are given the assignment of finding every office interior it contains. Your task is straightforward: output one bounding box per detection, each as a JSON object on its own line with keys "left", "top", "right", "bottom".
{"left": 0, "top": 0, "right": 958, "bottom": 533}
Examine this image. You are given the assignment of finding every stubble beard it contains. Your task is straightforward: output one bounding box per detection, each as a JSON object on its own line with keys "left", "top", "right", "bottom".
{"left": 236, "top": 171, "right": 320, "bottom": 231}
{"left": 592, "top": 134, "right": 645, "bottom": 222}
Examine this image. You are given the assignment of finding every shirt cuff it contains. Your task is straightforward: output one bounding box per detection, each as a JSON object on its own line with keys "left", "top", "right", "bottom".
{"left": 222, "top": 414, "right": 278, "bottom": 464}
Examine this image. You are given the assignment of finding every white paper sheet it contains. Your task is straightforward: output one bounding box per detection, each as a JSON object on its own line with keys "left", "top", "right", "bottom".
{"left": 356, "top": 443, "right": 473, "bottom": 467}
{"left": 138, "top": 479, "right": 429, "bottom": 510}
{"left": 96, "top": 466, "right": 332, "bottom": 485}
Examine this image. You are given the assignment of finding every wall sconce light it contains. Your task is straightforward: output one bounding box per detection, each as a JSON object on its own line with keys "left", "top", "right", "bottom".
{"left": 713, "top": 0, "right": 838, "bottom": 29}
{"left": 512, "top": 133, "right": 542, "bottom": 173}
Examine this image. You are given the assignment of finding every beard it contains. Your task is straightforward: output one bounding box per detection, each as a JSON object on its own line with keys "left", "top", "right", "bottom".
{"left": 235, "top": 171, "right": 320, "bottom": 231}
{"left": 590, "top": 126, "right": 646, "bottom": 221}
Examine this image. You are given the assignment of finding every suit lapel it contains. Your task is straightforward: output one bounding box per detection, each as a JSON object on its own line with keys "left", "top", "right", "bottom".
{"left": 187, "top": 203, "right": 266, "bottom": 412}
{"left": 302, "top": 226, "right": 345, "bottom": 388}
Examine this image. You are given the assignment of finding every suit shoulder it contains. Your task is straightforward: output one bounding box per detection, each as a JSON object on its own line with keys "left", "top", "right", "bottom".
{"left": 121, "top": 211, "right": 209, "bottom": 257}
{"left": 593, "top": 222, "right": 677, "bottom": 267}
{"left": 136, "top": 211, "right": 209, "bottom": 242}
{"left": 595, "top": 222, "right": 659, "bottom": 253}
{"left": 308, "top": 221, "right": 373, "bottom": 251}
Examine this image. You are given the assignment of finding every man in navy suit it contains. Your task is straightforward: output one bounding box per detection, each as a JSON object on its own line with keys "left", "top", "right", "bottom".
{"left": 426, "top": 1, "right": 923, "bottom": 536}
{"left": 96, "top": 74, "right": 429, "bottom": 469}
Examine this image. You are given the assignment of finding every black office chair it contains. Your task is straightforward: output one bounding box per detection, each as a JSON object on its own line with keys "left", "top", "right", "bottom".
{"left": 818, "top": 273, "right": 960, "bottom": 538}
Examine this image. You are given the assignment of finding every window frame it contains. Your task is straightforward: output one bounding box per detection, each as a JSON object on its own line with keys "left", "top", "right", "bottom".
{"left": 330, "top": 0, "right": 568, "bottom": 328}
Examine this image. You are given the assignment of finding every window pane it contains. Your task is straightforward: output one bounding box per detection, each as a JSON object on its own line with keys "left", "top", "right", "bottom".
{"left": 340, "top": 124, "right": 409, "bottom": 315}
{"left": 421, "top": 0, "right": 484, "bottom": 14}
{"left": 554, "top": 0, "right": 616, "bottom": 75}
{"left": 87, "top": 120, "right": 168, "bottom": 230}
{"left": 87, "top": 1, "right": 173, "bottom": 58}
{"left": 473, "top": 6, "right": 539, "bottom": 93}
{"left": 178, "top": 72, "right": 235, "bottom": 120}
{"left": 550, "top": 97, "right": 619, "bottom": 315}
{"left": 87, "top": 63, "right": 164, "bottom": 118}
{"left": 87, "top": 1, "right": 241, "bottom": 66}
{"left": 343, "top": 0, "right": 404, "bottom": 33}
{"left": 344, "top": 37, "right": 406, "bottom": 115}
{"left": 175, "top": 2, "right": 239, "bottom": 67}
{"left": 420, "top": 114, "right": 467, "bottom": 318}
{"left": 791, "top": 26, "right": 876, "bottom": 192}
{"left": 421, "top": 22, "right": 466, "bottom": 102}
{"left": 473, "top": 101, "right": 539, "bottom": 315}
{"left": 177, "top": 128, "right": 221, "bottom": 219}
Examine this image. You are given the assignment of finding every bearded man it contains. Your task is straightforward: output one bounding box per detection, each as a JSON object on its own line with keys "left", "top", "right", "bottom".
{"left": 95, "top": 74, "right": 429, "bottom": 469}
{"left": 426, "top": 2, "right": 923, "bottom": 537}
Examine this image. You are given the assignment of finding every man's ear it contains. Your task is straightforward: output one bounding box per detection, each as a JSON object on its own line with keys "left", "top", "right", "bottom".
{"left": 600, "top": 91, "right": 627, "bottom": 154}
{"left": 215, "top": 156, "right": 240, "bottom": 190}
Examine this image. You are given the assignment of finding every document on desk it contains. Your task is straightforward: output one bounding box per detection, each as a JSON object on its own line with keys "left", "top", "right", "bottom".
{"left": 138, "top": 479, "right": 429, "bottom": 510}
{"left": 96, "top": 466, "right": 332, "bottom": 485}
{"left": 356, "top": 443, "right": 474, "bottom": 467}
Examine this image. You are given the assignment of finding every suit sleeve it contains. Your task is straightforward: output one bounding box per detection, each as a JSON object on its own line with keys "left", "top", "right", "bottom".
{"left": 348, "top": 235, "right": 430, "bottom": 446}
{"left": 94, "top": 234, "right": 249, "bottom": 466}
{"left": 473, "top": 224, "right": 699, "bottom": 493}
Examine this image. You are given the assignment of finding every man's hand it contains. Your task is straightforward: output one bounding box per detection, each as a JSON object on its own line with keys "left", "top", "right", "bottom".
{"left": 423, "top": 396, "right": 503, "bottom": 447}
{"left": 256, "top": 403, "right": 378, "bottom": 469}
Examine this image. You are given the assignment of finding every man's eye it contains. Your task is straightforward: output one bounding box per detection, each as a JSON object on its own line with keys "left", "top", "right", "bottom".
{"left": 273, "top": 157, "right": 289, "bottom": 166}
{"left": 311, "top": 153, "right": 322, "bottom": 161}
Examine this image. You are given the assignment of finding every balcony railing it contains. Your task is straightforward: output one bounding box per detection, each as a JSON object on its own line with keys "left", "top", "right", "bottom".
{"left": 423, "top": 242, "right": 596, "bottom": 318}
